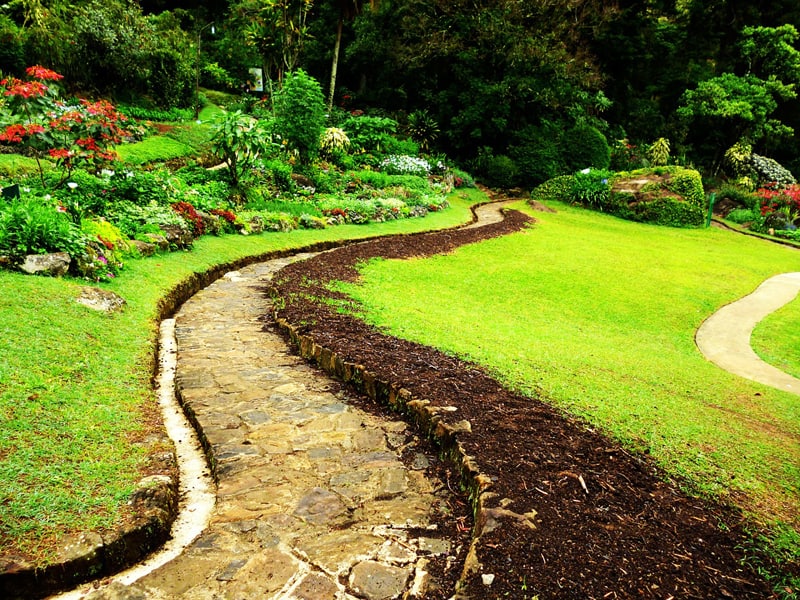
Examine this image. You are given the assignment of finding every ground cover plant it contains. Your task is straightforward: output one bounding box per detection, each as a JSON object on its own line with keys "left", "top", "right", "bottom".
{"left": 333, "top": 199, "right": 800, "bottom": 592}
{"left": 0, "top": 190, "right": 477, "bottom": 566}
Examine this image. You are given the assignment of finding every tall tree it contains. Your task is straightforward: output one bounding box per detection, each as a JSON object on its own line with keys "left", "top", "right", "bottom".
{"left": 326, "top": 0, "right": 377, "bottom": 111}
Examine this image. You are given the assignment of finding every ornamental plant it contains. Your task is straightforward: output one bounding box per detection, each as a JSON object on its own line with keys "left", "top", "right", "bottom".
{"left": 0, "top": 66, "right": 131, "bottom": 188}
{"left": 380, "top": 155, "right": 432, "bottom": 177}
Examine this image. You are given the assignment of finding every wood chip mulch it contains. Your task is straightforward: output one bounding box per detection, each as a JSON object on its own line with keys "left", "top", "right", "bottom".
{"left": 266, "top": 203, "right": 785, "bottom": 599}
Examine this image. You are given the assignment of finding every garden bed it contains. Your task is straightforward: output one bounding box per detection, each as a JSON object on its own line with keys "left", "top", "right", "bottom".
{"left": 268, "top": 196, "right": 788, "bottom": 599}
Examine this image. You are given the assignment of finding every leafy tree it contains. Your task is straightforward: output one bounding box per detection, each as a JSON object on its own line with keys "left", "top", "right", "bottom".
{"left": 272, "top": 69, "right": 326, "bottom": 163}
{"left": 677, "top": 24, "right": 800, "bottom": 170}
{"left": 230, "top": 0, "right": 315, "bottom": 85}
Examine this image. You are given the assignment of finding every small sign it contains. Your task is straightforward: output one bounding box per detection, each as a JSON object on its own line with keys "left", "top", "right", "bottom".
{"left": 248, "top": 67, "right": 264, "bottom": 92}
{"left": 1, "top": 184, "right": 19, "bottom": 199}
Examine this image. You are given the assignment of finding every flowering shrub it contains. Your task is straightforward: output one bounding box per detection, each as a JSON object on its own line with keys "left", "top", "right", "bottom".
{"left": 754, "top": 184, "right": 800, "bottom": 232}
{"left": 0, "top": 66, "right": 131, "bottom": 187}
{"left": 380, "top": 155, "right": 432, "bottom": 176}
{"left": 749, "top": 154, "right": 796, "bottom": 187}
{"left": 171, "top": 201, "right": 205, "bottom": 235}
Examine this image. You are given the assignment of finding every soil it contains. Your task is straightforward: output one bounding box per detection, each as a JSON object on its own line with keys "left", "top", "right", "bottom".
{"left": 266, "top": 194, "right": 793, "bottom": 599}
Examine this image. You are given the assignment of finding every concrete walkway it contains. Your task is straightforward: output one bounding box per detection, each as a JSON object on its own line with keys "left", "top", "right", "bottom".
{"left": 77, "top": 255, "right": 458, "bottom": 600}
{"left": 696, "top": 272, "right": 800, "bottom": 394}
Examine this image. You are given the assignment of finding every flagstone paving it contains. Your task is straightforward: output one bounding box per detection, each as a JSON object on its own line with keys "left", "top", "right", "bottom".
{"left": 80, "top": 255, "right": 461, "bottom": 600}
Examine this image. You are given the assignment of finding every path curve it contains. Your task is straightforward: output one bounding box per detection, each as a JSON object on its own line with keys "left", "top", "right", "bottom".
{"left": 696, "top": 272, "right": 800, "bottom": 393}
{"left": 49, "top": 203, "right": 523, "bottom": 599}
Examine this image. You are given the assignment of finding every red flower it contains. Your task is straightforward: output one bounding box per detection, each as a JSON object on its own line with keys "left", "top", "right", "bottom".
{"left": 4, "top": 80, "right": 48, "bottom": 98}
{"left": 26, "top": 124, "right": 45, "bottom": 135}
{"left": 0, "top": 124, "right": 28, "bottom": 143}
{"left": 48, "top": 148, "right": 73, "bottom": 159}
{"left": 25, "top": 66, "right": 64, "bottom": 81}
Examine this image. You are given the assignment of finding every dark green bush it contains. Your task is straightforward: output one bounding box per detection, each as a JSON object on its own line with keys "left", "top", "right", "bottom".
{"left": 0, "top": 15, "right": 25, "bottom": 75}
{"left": 508, "top": 125, "right": 565, "bottom": 187}
{"left": 472, "top": 149, "right": 519, "bottom": 188}
{"left": 562, "top": 124, "right": 611, "bottom": 172}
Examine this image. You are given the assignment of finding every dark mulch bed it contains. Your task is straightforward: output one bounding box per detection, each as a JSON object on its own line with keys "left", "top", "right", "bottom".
{"left": 266, "top": 202, "right": 784, "bottom": 599}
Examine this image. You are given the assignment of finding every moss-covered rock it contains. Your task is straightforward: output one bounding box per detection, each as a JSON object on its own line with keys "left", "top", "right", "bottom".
{"left": 609, "top": 167, "right": 705, "bottom": 227}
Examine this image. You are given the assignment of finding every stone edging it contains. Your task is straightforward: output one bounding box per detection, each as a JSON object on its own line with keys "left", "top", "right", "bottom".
{"left": 0, "top": 207, "right": 488, "bottom": 600}
{"left": 269, "top": 313, "right": 539, "bottom": 596}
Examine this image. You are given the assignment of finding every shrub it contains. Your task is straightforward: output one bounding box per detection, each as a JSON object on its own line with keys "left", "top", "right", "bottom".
{"left": 726, "top": 208, "right": 759, "bottom": 224}
{"left": 273, "top": 70, "right": 326, "bottom": 163}
{"left": 570, "top": 169, "right": 613, "bottom": 210}
{"left": 749, "top": 154, "right": 796, "bottom": 187}
{"left": 262, "top": 158, "right": 294, "bottom": 192}
{"left": 116, "top": 105, "right": 193, "bottom": 122}
{"left": 320, "top": 127, "right": 351, "bottom": 158}
{"left": 452, "top": 168, "right": 476, "bottom": 188}
{"left": 530, "top": 175, "right": 575, "bottom": 203}
{"left": 406, "top": 110, "right": 439, "bottom": 153}
{"left": 507, "top": 123, "right": 566, "bottom": 188}
{"left": 105, "top": 200, "right": 186, "bottom": 238}
{"left": 342, "top": 115, "right": 398, "bottom": 154}
{"left": 562, "top": 124, "right": 611, "bottom": 172}
{"left": 608, "top": 166, "right": 705, "bottom": 227}
{"left": 472, "top": 149, "right": 519, "bottom": 188}
{"left": 0, "top": 195, "right": 89, "bottom": 262}
{"left": 716, "top": 183, "right": 760, "bottom": 210}
{"left": 648, "top": 138, "right": 671, "bottom": 166}
{"left": 211, "top": 111, "right": 277, "bottom": 187}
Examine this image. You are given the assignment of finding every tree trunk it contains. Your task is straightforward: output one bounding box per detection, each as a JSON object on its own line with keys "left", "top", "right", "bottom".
{"left": 328, "top": 17, "right": 343, "bottom": 112}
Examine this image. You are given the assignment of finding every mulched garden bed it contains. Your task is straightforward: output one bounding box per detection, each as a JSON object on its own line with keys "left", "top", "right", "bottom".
{"left": 266, "top": 197, "right": 787, "bottom": 599}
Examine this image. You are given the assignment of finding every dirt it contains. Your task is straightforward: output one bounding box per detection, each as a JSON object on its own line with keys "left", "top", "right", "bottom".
{"left": 266, "top": 195, "right": 793, "bottom": 599}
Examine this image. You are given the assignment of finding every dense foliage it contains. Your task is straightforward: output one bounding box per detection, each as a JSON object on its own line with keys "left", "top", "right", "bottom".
{"left": 2, "top": 1, "right": 799, "bottom": 181}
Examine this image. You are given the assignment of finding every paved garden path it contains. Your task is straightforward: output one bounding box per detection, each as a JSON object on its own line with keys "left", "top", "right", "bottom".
{"left": 77, "top": 254, "right": 459, "bottom": 600}
{"left": 696, "top": 272, "right": 800, "bottom": 394}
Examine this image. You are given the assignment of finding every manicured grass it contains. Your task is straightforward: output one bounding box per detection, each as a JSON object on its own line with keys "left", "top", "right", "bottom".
{"left": 0, "top": 191, "right": 476, "bottom": 564}
{"left": 114, "top": 136, "right": 197, "bottom": 165}
{"left": 0, "top": 154, "right": 53, "bottom": 179}
{"left": 342, "top": 200, "right": 800, "bottom": 532}
{"left": 752, "top": 294, "right": 800, "bottom": 379}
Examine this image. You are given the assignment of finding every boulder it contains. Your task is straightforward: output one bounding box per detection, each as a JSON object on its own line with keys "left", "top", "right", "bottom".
{"left": 19, "top": 252, "right": 70, "bottom": 277}
{"left": 76, "top": 287, "right": 126, "bottom": 312}
{"left": 141, "top": 233, "right": 169, "bottom": 251}
{"left": 160, "top": 224, "right": 194, "bottom": 249}
{"left": 131, "top": 239, "right": 158, "bottom": 257}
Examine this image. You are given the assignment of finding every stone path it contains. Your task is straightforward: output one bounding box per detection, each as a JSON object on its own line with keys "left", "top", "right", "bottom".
{"left": 79, "top": 255, "right": 458, "bottom": 600}
{"left": 696, "top": 272, "right": 800, "bottom": 394}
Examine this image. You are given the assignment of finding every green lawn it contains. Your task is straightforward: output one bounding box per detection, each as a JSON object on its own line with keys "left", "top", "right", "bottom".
{"left": 0, "top": 190, "right": 477, "bottom": 563}
{"left": 342, "top": 200, "right": 800, "bottom": 533}
{"left": 753, "top": 294, "right": 800, "bottom": 380}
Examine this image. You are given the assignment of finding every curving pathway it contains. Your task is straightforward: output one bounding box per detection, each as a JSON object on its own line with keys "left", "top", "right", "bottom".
{"left": 696, "top": 272, "right": 800, "bottom": 394}
{"left": 62, "top": 252, "right": 461, "bottom": 600}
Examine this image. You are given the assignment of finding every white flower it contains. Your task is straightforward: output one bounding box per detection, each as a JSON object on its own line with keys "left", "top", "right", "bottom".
{"left": 67, "top": 182, "right": 78, "bottom": 189}
{"left": 580, "top": 168, "right": 591, "bottom": 174}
